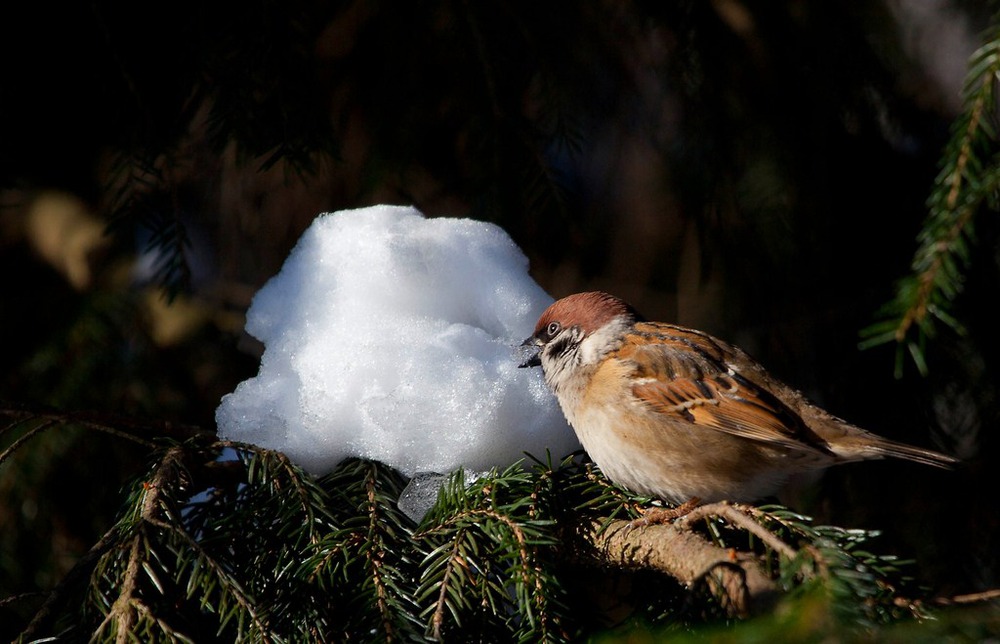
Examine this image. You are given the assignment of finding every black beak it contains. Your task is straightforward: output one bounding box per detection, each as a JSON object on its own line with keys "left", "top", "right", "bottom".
{"left": 518, "top": 337, "right": 542, "bottom": 368}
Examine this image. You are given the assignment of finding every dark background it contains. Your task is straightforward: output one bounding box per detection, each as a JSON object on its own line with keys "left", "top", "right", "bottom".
{"left": 1, "top": 0, "right": 997, "bottom": 603}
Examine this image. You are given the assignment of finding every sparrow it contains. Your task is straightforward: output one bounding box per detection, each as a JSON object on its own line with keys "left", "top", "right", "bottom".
{"left": 519, "top": 291, "right": 957, "bottom": 504}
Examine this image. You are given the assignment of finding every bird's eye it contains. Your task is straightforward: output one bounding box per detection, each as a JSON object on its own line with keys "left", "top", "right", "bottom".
{"left": 545, "top": 321, "right": 561, "bottom": 338}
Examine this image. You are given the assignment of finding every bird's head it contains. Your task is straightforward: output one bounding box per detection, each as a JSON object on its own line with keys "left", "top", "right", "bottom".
{"left": 519, "top": 292, "right": 642, "bottom": 376}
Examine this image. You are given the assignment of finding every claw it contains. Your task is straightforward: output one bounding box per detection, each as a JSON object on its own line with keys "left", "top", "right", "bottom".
{"left": 626, "top": 497, "right": 702, "bottom": 530}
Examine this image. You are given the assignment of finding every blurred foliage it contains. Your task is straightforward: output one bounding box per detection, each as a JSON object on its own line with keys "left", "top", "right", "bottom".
{"left": 2, "top": 0, "right": 1000, "bottom": 640}
{"left": 4, "top": 423, "right": 995, "bottom": 641}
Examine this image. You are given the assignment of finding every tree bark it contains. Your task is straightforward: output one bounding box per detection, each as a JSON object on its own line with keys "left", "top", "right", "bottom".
{"left": 569, "top": 516, "right": 780, "bottom": 617}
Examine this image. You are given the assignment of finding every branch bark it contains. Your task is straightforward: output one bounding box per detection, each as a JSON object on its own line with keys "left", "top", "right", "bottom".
{"left": 568, "top": 512, "right": 781, "bottom": 617}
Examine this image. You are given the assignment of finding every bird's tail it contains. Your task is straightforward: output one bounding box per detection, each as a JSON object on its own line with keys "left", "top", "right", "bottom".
{"left": 834, "top": 433, "right": 959, "bottom": 469}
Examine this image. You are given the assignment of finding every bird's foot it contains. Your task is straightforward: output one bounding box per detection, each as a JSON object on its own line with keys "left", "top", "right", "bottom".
{"left": 627, "top": 497, "right": 702, "bottom": 531}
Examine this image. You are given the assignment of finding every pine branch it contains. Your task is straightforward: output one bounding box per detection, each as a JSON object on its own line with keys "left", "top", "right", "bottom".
{"left": 85, "top": 444, "right": 282, "bottom": 641}
{"left": 749, "top": 504, "right": 921, "bottom": 625}
{"left": 0, "top": 418, "right": 58, "bottom": 467}
{"left": 429, "top": 527, "right": 465, "bottom": 640}
{"left": 92, "top": 446, "right": 183, "bottom": 641}
{"left": 364, "top": 462, "right": 403, "bottom": 641}
{"left": 304, "top": 459, "right": 422, "bottom": 640}
{"left": 862, "top": 17, "right": 1000, "bottom": 375}
{"left": 413, "top": 466, "right": 566, "bottom": 641}
{"left": 237, "top": 444, "right": 323, "bottom": 544}
{"left": 1, "top": 405, "right": 208, "bottom": 446}
{"left": 7, "top": 440, "right": 980, "bottom": 640}
{"left": 677, "top": 502, "right": 799, "bottom": 561}
{"left": 420, "top": 508, "right": 553, "bottom": 636}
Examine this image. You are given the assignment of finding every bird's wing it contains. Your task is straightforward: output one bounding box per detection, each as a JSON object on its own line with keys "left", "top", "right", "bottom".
{"left": 619, "top": 323, "right": 832, "bottom": 454}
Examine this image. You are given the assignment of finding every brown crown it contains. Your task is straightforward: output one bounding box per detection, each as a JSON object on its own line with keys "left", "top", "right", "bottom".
{"left": 534, "top": 291, "right": 643, "bottom": 337}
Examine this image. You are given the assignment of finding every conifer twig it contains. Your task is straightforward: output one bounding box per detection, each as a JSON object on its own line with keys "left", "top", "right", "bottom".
{"left": 97, "top": 447, "right": 183, "bottom": 641}
{"left": 931, "top": 588, "right": 1000, "bottom": 605}
{"left": 862, "top": 27, "right": 1000, "bottom": 374}
{"left": 364, "top": 462, "right": 397, "bottom": 642}
{"left": 675, "top": 501, "right": 799, "bottom": 560}
{"left": 431, "top": 526, "right": 468, "bottom": 641}
{"left": 0, "top": 405, "right": 209, "bottom": 445}
{"left": 0, "top": 419, "right": 58, "bottom": 467}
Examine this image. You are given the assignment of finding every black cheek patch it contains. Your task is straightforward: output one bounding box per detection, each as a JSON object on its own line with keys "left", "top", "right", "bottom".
{"left": 547, "top": 335, "right": 574, "bottom": 360}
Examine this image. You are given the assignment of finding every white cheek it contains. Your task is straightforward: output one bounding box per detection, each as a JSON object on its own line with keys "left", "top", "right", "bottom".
{"left": 577, "top": 319, "right": 629, "bottom": 365}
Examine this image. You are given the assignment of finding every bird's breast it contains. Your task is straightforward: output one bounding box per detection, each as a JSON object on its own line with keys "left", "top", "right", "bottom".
{"left": 559, "top": 358, "right": 658, "bottom": 446}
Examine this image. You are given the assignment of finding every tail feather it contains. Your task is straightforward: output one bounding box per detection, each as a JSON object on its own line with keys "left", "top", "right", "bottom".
{"left": 802, "top": 409, "right": 958, "bottom": 469}
{"left": 835, "top": 436, "right": 959, "bottom": 469}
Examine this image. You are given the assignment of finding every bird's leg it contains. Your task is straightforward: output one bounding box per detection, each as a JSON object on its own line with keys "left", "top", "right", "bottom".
{"left": 627, "top": 497, "right": 702, "bottom": 530}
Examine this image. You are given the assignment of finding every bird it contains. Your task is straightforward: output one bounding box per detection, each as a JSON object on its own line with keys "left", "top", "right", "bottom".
{"left": 519, "top": 291, "right": 957, "bottom": 506}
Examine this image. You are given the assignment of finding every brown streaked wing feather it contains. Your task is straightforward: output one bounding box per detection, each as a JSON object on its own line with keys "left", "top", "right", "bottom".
{"left": 619, "top": 324, "right": 832, "bottom": 454}
{"left": 632, "top": 322, "right": 729, "bottom": 362}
